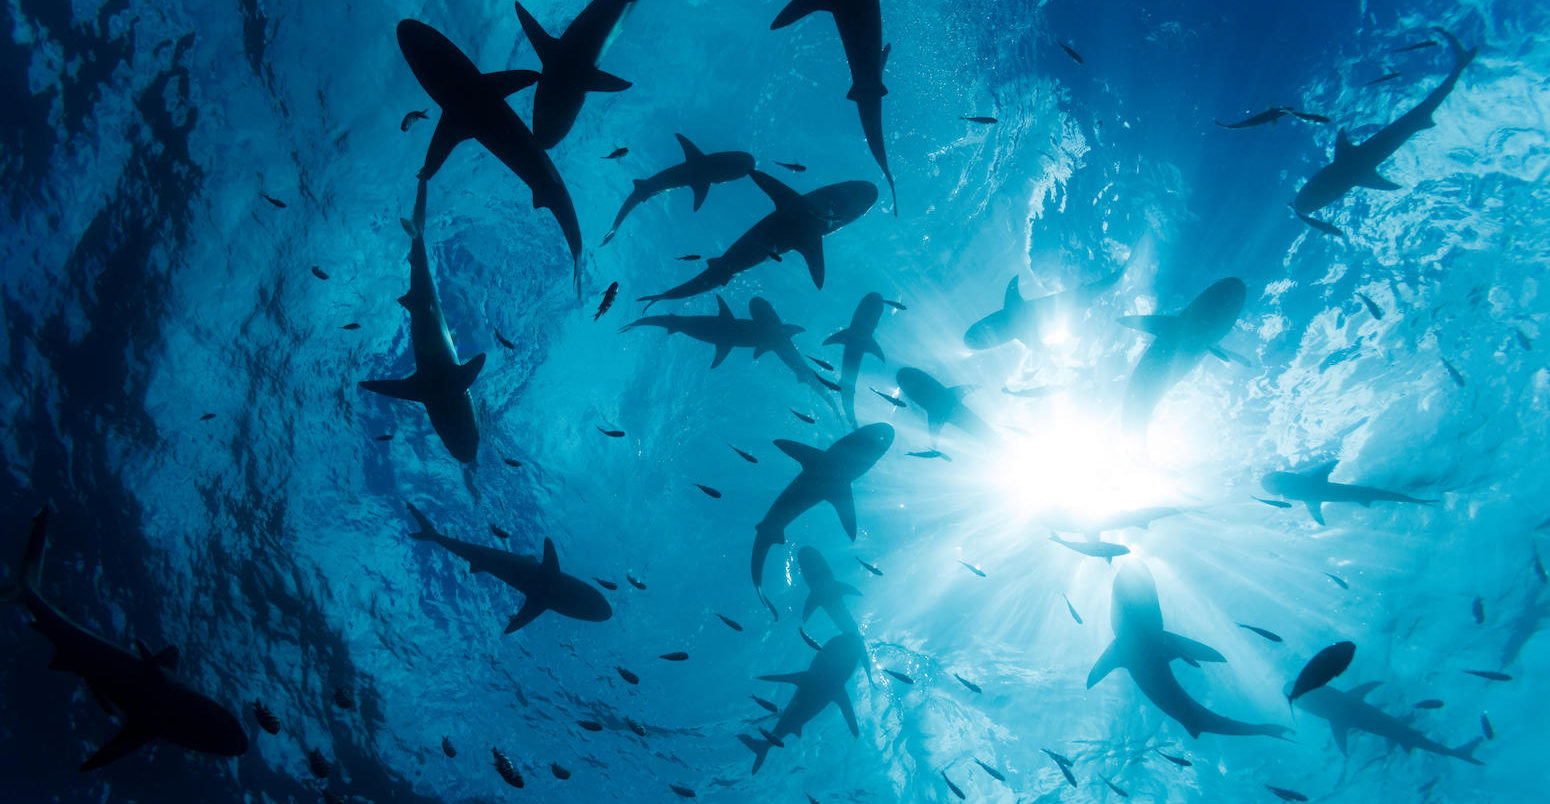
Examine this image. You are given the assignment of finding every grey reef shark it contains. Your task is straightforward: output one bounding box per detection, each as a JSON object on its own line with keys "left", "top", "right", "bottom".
{"left": 798, "top": 546, "right": 862, "bottom": 635}
{"left": 404, "top": 503, "right": 611, "bottom": 632}
{"left": 1260, "top": 461, "right": 1435, "bottom": 526}
{"left": 513, "top": 0, "right": 637, "bottom": 148}
{"left": 1120, "top": 277, "right": 1247, "bottom": 439}
{"left": 360, "top": 179, "right": 486, "bottom": 465}
{"left": 639, "top": 171, "right": 877, "bottom": 305}
{"left": 896, "top": 367, "right": 994, "bottom": 442}
{"left": 824, "top": 292, "right": 888, "bottom": 425}
{"left": 396, "top": 18, "right": 583, "bottom": 293}
{"left": 3, "top": 509, "right": 250, "bottom": 771}
{"left": 753, "top": 424, "right": 894, "bottom": 618}
{"left": 1293, "top": 681, "right": 1482, "bottom": 764}
{"left": 770, "top": 0, "right": 896, "bottom": 214}
{"left": 601, "top": 134, "right": 754, "bottom": 244}
{"left": 738, "top": 632, "right": 865, "bottom": 773}
{"left": 1089, "top": 561, "right": 1290, "bottom": 739}
{"left": 1291, "top": 29, "right": 1476, "bottom": 236}
{"left": 964, "top": 269, "right": 1123, "bottom": 350}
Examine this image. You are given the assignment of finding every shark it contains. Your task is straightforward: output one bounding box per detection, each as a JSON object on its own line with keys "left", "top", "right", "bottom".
{"left": 621, "top": 295, "right": 804, "bottom": 369}
{"left": 737, "top": 632, "right": 865, "bottom": 773}
{"left": 1260, "top": 461, "right": 1435, "bottom": 526}
{"left": 753, "top": 424, "right": 894, "bottom": 618}
{"left": 1291, "top": 29, "right": 1476, "bottom": 232}
{"left": 404, "top": 503, "right": 612, "bottom": 632}
{"left": 770, "top": 0, "right": 896, "bottom": 214}
{"left": 360, "top": 178, "right": 486, "bottom": 465}
{"left": 823, "top": 292, "right": 888, "bottom": 425}
{"left": 639, "top": 171, "right": 876, "bottom": 305}
{"left": 1044, "top": 507, "right": 1184, "bottom": 538}
{"left": 1120, "top": 277, "right": 1246, "bottom": 437}
{"left": 1089, "top": 561, "right": 1290, "bottom": 739}
{"left": 798, "top": 546, "right": 862, "bottom": 635}
{"left": 512, "top": 0, "right": 638, "bottom": 149}
{"left": 964, "top": 270, "right": 1123, "bottom": 351}
{"left": 601, "top": 134, "right": 754, "bottom": 244}
{"left": 896, "top": 367, "right": 993, "bottom": 442}
{"left": 1293, "top": 682, "right": 1482, "bottom": 764}
{"left": 396, "top": 19, "right": 583, "bottom": 293}
{"left": 2, "top": 509, "right": 249, "bottom": 771}
{"left": 1049, "top": 534, "right": 1131, "bottom": 563}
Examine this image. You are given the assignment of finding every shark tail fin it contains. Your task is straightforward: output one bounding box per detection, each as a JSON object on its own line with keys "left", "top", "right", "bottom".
{"left": 737, "top": 734, "right": 772, "bottom": 774}
{"left": 1452, "top": 736, "right": 1485, "bottom": 765}
{"left": 3, "top": 508, "right": 49, "bottom": 603}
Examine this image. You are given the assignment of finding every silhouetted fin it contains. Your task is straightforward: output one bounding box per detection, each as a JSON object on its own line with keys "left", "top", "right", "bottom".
{"left": 506, "top": 598, "right": 548, "bottom": 633}
{"left": 587, "top": 69, "right": 631, "bottom": 91}
{"left": 1356, "top": 169, "right": 1401, "bottom": 191}
{"left": 1306, "top": 501, "right": 1326, "bottom": 526}
{"left": 835, "top": 689, "right": 859, "bottom": 736}
{"left": 774, "top": 439, "right": 825, "bottom": 467}
{"left": 1088, "top": 641, "right": 1121, "bottom": 688}
{"left": 513, "top": 2, "right": 558, "bottom": 60}
{"left": 79, "top": 722, "right": 154, "bottom": 772}
{"left": 421, "top": 117, "right": 473, "bottom": 179}
{"left": 738, "top": 733, "right": 772, "bottom": 774}
{"left": 1165, "top": 632, "right": 1226, "bottom": 665}
{"left": 360, "top": 375, "right": 427, "bottom": 402}
{"left": 771, "top": 0, "right": 826, "bottom": 29}
{"left": 831, "top": 487, "right": 857, "bottom": 540}
{"left": 483, "top": 69, "right": 541, "bottom": 96}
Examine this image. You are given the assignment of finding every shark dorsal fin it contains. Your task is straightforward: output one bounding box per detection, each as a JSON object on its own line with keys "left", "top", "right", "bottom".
{"left": 1004, "top": 276, "right": 1023, "bottom": 309}
{"left": 750, "top": 171, "right": 807, "bottom": 215}
{"left": 1334, "top": 129, "right": 1356, "bottom": 159}
{"left": 1309, "top": 460, "right": 1339, "bottom": 482}
{"left": 541, "top": 538, "right": 560, "bottom": 575}
{"left": 774, "top": 439, "right": 825, "bottom": 468}
{"left": 675, "top": 133, "right": 705, "bottom": 163}
{"left": 949, "top": 385, "right": 974, "bottom": 401}
{"left": 715, "top": 295, "right": 734, "bottom": 319}
{"left": 1348, "top": 680, "right": 1382, "bottom": 700}
{"left": 455, "top": 353, "right": 486, "bottom": 391}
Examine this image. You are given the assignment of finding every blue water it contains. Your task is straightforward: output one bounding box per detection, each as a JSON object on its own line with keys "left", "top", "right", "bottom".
{"left": 2, "top": 0, "right": 1546, "bottom": 801}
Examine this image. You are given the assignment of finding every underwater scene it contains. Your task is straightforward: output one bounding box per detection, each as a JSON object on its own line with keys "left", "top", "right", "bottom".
{"left": 1, "top": 0, "right": 1547, "bottom": 801}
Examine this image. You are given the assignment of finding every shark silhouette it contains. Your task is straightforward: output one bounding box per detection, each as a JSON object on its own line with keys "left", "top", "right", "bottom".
{"left": 512, "top": 0, "right": 638, "bottom": 149}
{"left": 896, "top": 367, "right": 993, "bottom": 442}
{"left": 824, "top": 292, "right": 887, "bottom": 425}
{"left": 964, "top": 270, "right": 1123, "bottom": 350}
{"left": 1261, "top": 461, "right": 1434, "bottom": 526}
{"left": 1293, "top": 681, "right": 1482, "bottom": 764}
{"left": 601, "top": 134, "right": 754, "bottom": 244}
{"left": 737, "top": 632, "right": 865, "bottom": 773}
{"left": 1120, "top": 277, "right": 1246, "bottom": 437}
{"left": 798, "top": 546, "right": 862, "bottom": 635}
{"left": 621, "top": 295, "right": 803, "bottom": 368}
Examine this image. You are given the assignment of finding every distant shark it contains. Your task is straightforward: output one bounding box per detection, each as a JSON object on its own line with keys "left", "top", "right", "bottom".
{"left": 1120, "top": 277, "right": 1246, "bottom": 437}
{"left": 753, "top": 424, "right": 894, "bottom": 618}
{"left": 1260, "top": 461, "right": 1435, "bottom": 526}
{"left": 824, "top": 292, "right": 887, "bottom": 425}
{"left": 3, "top": 509, "right": 249, "bottom": 770}
{"left": 770, "top": 0, "right": 896, "bottom": 213}
{"left": 964, "top": 270, "right": 1123, "bottom": 350}
{"left": 1089, "top": 561, "right": 1290, "bottom": 739}
{"left": 1044, "top": 507, "right": 1183, "bottom": 538}
{"left": 397, "top": 19, "right": 583, "bottom": 292}
{"left": 404, "top": 503, "right": 611, "bottom": 632}
{"left": 798, "top": 546, "right": 862, "bottom": 635}
{"left": 601, "top": 134, "right": 754, "bottom": 244}
{"left": 621, "top": 295, "right": 804, "bottom": 369}
{"left": 512, "top": 0, "right": 637, "bottom": 149}
{"left": 738, "top": 632, "right": 864, "bottom": 773}
{"left": 1049, "top": 534, "right": 1130, "bottom": 563}
{"left": 360, "top": 178, "right": 486, "bottom": 465}
{"left": 639, "top": 171, "right": 876, "bottom": 305}
{"left": 1291, "top": 29, "right": 1476, "bottom": 233}
{"left": 896, "top": 367, "right": 993, "bottom": 441}
{"left": 1293, "top": 681, "right": 1482, "bottom": 764}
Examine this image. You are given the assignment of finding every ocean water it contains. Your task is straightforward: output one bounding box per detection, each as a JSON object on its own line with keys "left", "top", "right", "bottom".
{"left": 1, "top": 0, "right": 1547, "bottom": 801}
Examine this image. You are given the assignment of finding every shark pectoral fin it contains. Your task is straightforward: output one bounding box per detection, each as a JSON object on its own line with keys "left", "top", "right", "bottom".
{"left": 482, "top": 69, "right": 540, "bottom": 97}
{"left": 360, "top": 375, "right": 426, "bottom": 402}
{"left": 1087, "top": 641, "right": 1121, "bottom": 688}
{"left": 1348, "top": 681, "right": 1382, "bottom": 700}
{"left": 454, "top": 353, "right": 487, "bottom": 391}
{"left": 79, "top": 721, "right": 154, "bottom": 772}
{"left": 801, "top": 593, "right": 819, "bottom": 622}
{"left": 135, "top": 642, "right": 181, "bottom": 672}
{"left": 836, "top": 582, "right": 862, "bottom": 598}
{"left": 1003, "top": 275, "right": 1023, "bottom": 309}
{"left": 835, "top": 690, "right": 860, "bottom": 737}
{"left": 1356, "top": 169, "right": 1401, "bottom": 191}
{"left": 1305, "top": 501, "right": 1326, "bottom": 526}
{"left": 863, "top": 335, "right": 884, "bottom": 362}
{"left": 586, "top": 69, "right": 631, "bottom": 92}
{"left": 689, "top": 182, "right": 710, "bottom": 211}
{"left": 710, "top": 343, "right": 733, "bottom": 369}
{"left": 540, "top": 537, "right": 560, "bottom": 574}
{"left": 1334, "top": 129, "right": 1356, "bottom": 160}
{"left": 737, "top": 734, "right": 772, "bottom": 774}
{"left": 773, "top": 439, "right": 825, "bottom": 467}
{"left": 758, "top": 671, "right": 808, "bottom": 686}
{"left": 791, "top": 237, "right": 825, "bottom": 288}
{"left": 1163, "top": 631, "right": 1227, "bottom": 664}
{"left": 505, "top": 597, "right": 547, "bottom": 633}
{"left": 822, "top": 328, "right": 849, "bottom": 347}
{"left": 512, "top": 2, "right": 557, "bottom": 62}
{"left": 421, "top": 117, "right": 472, "bottom": 180}
{"left": 1330, "top": 722, "right": 1351, "bottom": 755}
{"left": 830, "top": 486, "right": 858, "bottom": 541}
{"left": 1117, "top": 314, "right": 1177, "bottom": 337}
{"left": 749, "top": 171, "right": 806, "bottom": 212}
{"left": 770, "top": 0, "right": 826, "bottom": 29}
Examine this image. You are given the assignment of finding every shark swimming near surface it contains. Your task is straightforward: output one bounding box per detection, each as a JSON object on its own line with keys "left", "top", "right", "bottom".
{"left": 1260, "top": 461, "right": 1435, "bottom": 526}
{"left": 1044, "top": 507, "right": 1183, "bottom": 538}
{"left": 964, "top": 269, "right": 1123, "bottom": 350}
{"left": 512, "top": 0, "right": 638, "bottom": 149}
{"left": 1120, "top": 277, "right": 1247, "bottom": 438}
{"left": 601, "top": 134, "right": 754, "bottom": 244}
{"left": 2, "top": 509, "right": 250, "bottom": 770}
{"left": 1089, "top": 561, "right": 1290, "bottom": 739}
{"left": 1049, "top": 534, "right": 1131, "bottom": 563}
{"left": 360, "top": 178, "right": 486, "bottom": 464}
{"left": 896, "top": 367, "right": 993, "bottom": 442}
{"left": 738, "top": 632, "right": 864, "bottom": 773}
{"left": 824, "top": 292, "right": 888, "bottom": 425}
{"left": 798, "top": 546, "right": 862, "bottom": 635}
{"left": 753, "top": 424, "right": 894, "bottom": 618}
{"left": 404, "top": 503, "right": 612, "bottom": 632}
{"left": 621, "top": 295, "right": 803, "bottom": 369}
{"left": 1293, "top": 681, "right": 1482, "bottom": 764}
{"left": 396, "top": 19, "right": 583, "bottom": 292}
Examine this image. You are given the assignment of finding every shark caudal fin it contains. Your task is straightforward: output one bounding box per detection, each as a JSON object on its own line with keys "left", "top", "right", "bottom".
{"left": 737, "top": 733, "right": 773, "bottom": 774}
{"left": 2, "top": 508, "right": 49, "bottom": 603}
{"left": 404, "top": 503, "right": 441, "bottom": 541}
{"left": 1451, "top": 736, "right": 1485, "bottom": 765}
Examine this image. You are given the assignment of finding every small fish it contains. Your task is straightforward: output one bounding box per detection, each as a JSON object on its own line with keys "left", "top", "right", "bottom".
{"left": 594, "top": 577, "right": 617, "bottom": 590}
{"left": 1289, "top": 641, "right": 1357, "bottom": 706}
{"left": 1099, "top": 773, "right": 1129, "bottom": 798}
{"left": 1325, "top": 572, "right": 1350, "bottom": 590}
{"left": 200, "top": 413, "right": 216, "bottom": 421}
{"left": 594, "top": 281, "right": 619, "bottom": 321}
{"left": 730, "top": 444, "right": 758, "bottom": 463}
{"left": 627, "top": 573, "right": 646, "bottom": 590}
{"left": 774, "top": 161, "right": 806, "bottom": 172}
{"left": 882, "top": 299, "right": 907, "bottom": 310}
{"left": 958, "top": 560, "right": 986, "bottom": 577}
{"left": 310, "top": 266, "right": 330, "bottom": 280}
{"left": 1463, "top": 669, "right": 1512, "bottom": 681}
{"left": 1058, "top": 41, "right": 1083, "bottom": 63}
{"left": 1481, "top": 713, "right": 1494, "bottom": 740}
{"left": 961, "top": 115, "right": 998, "bottom": 124}
{"left": 1254, "top": 496, "right": 1293, "bottom": 509}
{"left": 1357, "top": 292, "right": 1383, "bottom": 319}
{"left": 333, "top": 687, "right": 355, "bottom": 710}
{"left": 441, "top": 736, "right": 457, "bottom": 757}
{"left": 857, "top": 558, "right": 884, "bottom": 576}
{"left": 807, "top": 354, "right": 835, "bottom": 371}
{"left": 597, "top": 427, "right": 626, "bottom": 438}
{"left": 551, "top": 763, "right": 571, "bottom": 780}
{"left": 616, "top": 666, "right": 639, "bottom": 684}
{"left": 1292, "top": 111, "right": 1331, "bottom": 123}
{"left": 660, "top": 651, "right": 689, "bottom": 662}
{"left": 603, "top": 147, "right": 629, "bottom": 160}
{"left": 373, "top": 433, "right": 393, "bottom": 442}
{"left": 954, "top": 673, "right": 981, "bottom": 693}
{"left": 906, "top": 449, "right": 950, "bottom": 461}
{"left": 1155, "top": 748, "right": 1191, "bottom": 767}
{"left": 1238, "top": 623, "right": 1284, "bottom": 643}
{"left": 757, "top": 726, "right": 785, "bottom": 747}
{"left": 1514, "top": 328, "right": 1532, "bottom": 351}
{"left": 341, "top": 322, "right": 360, "bottom": 330}
{"left": 670, "top": 784, "right": 696, "bottom": 798}
{"left": 503, "top": 457, "right": 523, "bottom": 468}
{"left": 262, "top": 193, "right": 287, "bottom": 208}
{"left": 677, "top": 254, "right": 702, "bottom": 261}
{"left": 973, "top": 758, "right": 1005, "bottom": 781}
{"left": 490, "top": 524, "right": 511, "bottom": 540}
{"left": 884, "top": 669, "right": 914, "bottom": 685}
{"left": 1267, "top": 786, "right": 1308, "bottom": 802}
{"left": 1442, "top": 357, "right": 1465, "bottom": 387}
{"left": 814, "top": 372, "right": 842, "bottom": 392}
{"left": 308, "top": 748, "right": 333, "bottom": 779}
{"left": 1472, "top": 597, "right": 1485, "bottom": 624}
{"left": 798, "top": 627, "right": 822, "bottom": 650}
{"left": 751, "top": 695, "right": 779, "bottom": 714}
{"left": 870, "top": 387, "right": 907, "bottom": 407}
{"left": 1363, "top": 71, "right": 1403, "bottom": 87}
{"left": 942, "top": 771, "right": 966, "bottom": 800}
{"left": 695, "top": 484, "right": 722, "bottom": 499}
{"left": 791, "top": 409, "right": 816, "bottom": 424}
{"left": 252, "top": 701, "right": 281, "bottom": 735}
{"left": 400, "top": 109, "right": 429, "bottom": 131}
{"left": 578, "top": 720, "right": 604, "bottom": 731}
{"left": 493, "top": 747, "right": 524, "bottom": 788}
{"left": 1064, "top": 594, "right": 1083, "bottom": 624}
{"left": 1043, "top": 748, "right": 1074, "bottom": 768}
{"left": 1414, "top": 699, "right": 1445, "bottom": 709}
{"left": 717, "top": 613, "right": 744, "bottom": 631}
{"left": 627, "top": 717, "right": 646, "bottom": 737}
{"left": 1393, "top": 40, "right": 1438, "bottom": 53}
{"left": 494, "top": 329, "right": 515, "bottom": 349}
{"left": 1293, "top": 208, "right": 1347, "bottom": 238}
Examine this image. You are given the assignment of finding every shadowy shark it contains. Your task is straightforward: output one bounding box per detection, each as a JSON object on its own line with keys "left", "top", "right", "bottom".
{"left": 1293, "top": 681, "right": 1482, "bottom": 764}
{"left": 512, "top": 0, "right": 637, "bottom": 149}
{"left": 1261, "top": 461, "right": 1435, "bottom": 526}
{"left": 753, "top": 424, "right": 894, "bottom": 618}
{"left": 1089, "top": 561, "right": 1290, "bottom": 739}
{"left": 397, "top": 19, "right": 583, "bottom": 292}
{"left": 1291, "top": 29, "right": 1476, "bottom": 233}
{"left": 1049, "top": 534, "right": 1130, "bottom": 563}
{"left": 1044, "top": 507, "right": 1184, "bottom": 538}
{"left": 639, "top": 171, "right": 876, "bottom": 304}
{"left": 1120, "top": 277, "right": 1246, "bottom": 437}
{"left": 798, "top": 546, "right": 862, "bottom": 635}
{"left": 360, "top": 178, "right": 486, "bottom": 465}
{"left": 3, "top": 509, "right": 249, "bottom": 770}
{"left": 771, "top": 0, "right": 895, "bottom": 214}
{"left": 896, "top": 367, "right": 993, "bottom": 442}
{"left": 404, "top": 503, "right": 611, "bottom": 632}
{"left": 601, "top": 134, "right": 754, "bottom": 244}
{"left": 964, "top": 270, "right": 1123, "bottom": 350}
{"left": 738, "top": 632, "right": 864, "bottom": 773}
{"left": 824, "top": 292, "right": 887, "bottom": 425}
{"left": 621, "top": 295, "right": 803, "bottom": 368}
